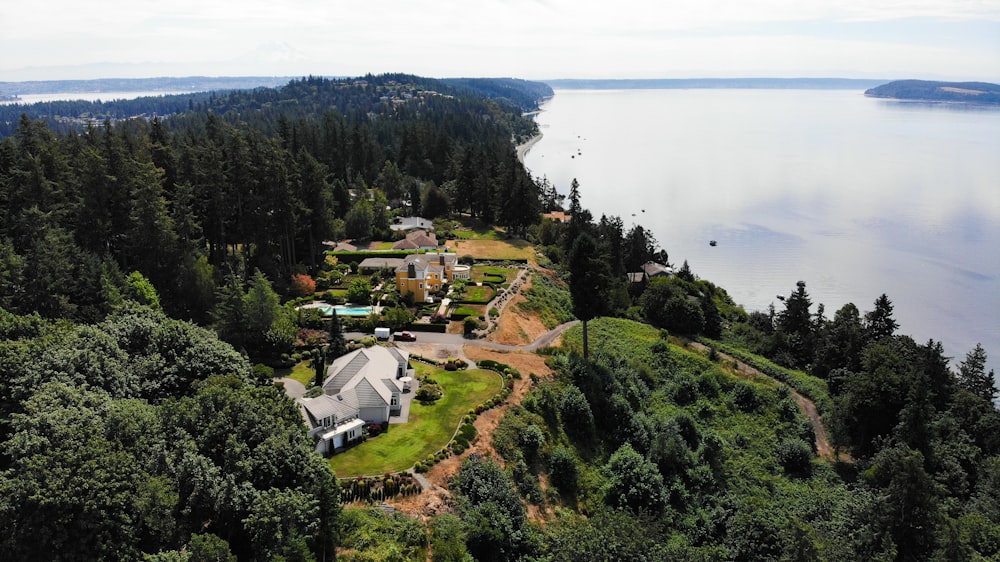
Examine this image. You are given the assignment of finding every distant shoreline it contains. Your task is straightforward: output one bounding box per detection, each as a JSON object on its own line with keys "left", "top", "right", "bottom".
{"left": 516, "top": 133, "right": 543, "bottom": 164}
{"left": 543, "top": 77, "right": 887, "bottom": 91}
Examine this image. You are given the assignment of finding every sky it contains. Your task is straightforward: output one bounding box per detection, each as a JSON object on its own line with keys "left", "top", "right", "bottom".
{"left": 2, "top": 0, "right": 999, "bottom": 82}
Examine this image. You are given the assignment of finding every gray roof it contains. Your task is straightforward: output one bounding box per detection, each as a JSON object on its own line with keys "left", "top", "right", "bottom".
{"left": 322, "top": 346, "right": 410, "bottom": 407}
{"left": 353, "top": 377, "right": 389, "bottom": 408}
{"left": 299, "top": 393, "right": 360, "bottom": 426}
{"left": 396, "top": 252, "right": 455, "bottom": 276}
{"left": 359, "top": 257, "right": 405, "bottom": 270}
{"left": 386, "top": 347, "right": 409, "bottom": 364}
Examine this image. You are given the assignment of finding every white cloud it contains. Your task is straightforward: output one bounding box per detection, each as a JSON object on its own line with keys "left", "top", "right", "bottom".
{"left": 1, "top": 0, "right": 998, "bottom": 80}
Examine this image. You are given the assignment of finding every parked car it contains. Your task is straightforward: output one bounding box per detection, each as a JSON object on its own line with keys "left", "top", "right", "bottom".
{"left": 393, "top": 331, "right": 417, "bottom": 341}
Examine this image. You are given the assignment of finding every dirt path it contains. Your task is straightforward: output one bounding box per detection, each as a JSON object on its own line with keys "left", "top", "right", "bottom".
{"left": 478, "top": 268, "right": 530, "bottom": 336}
{"left": 388, "top": 348, "right": 555, "bottom": 520}
{"left": 689, "top": 342, "right": 845, "bottom": 463}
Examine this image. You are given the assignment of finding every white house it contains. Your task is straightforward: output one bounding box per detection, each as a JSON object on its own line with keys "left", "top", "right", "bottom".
{"left": 298, "top": 346, "right": 412, "bottom": 454}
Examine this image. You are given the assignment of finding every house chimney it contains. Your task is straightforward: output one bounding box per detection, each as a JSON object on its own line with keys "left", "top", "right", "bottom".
{"left": 407, "top": 263, "right": 416, "bottom": 278}
{"left": 439, "top": 254, "right": 445, "bottom": 266}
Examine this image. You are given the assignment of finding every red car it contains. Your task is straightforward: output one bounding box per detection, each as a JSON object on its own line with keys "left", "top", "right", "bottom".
{"left": 393, "top": 331, "right": 417, "bottom": 341}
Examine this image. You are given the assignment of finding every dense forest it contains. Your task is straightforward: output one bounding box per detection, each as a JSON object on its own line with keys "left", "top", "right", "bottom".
{"left": 1, "top": 73, "right": 998, "bottom": 561}
{"left": 0, "top": 74, "right": 550, "bottom": 327}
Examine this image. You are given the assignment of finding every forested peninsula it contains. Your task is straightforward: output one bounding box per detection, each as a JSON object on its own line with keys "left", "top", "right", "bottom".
{"left": 865, "top": 79, "right": 1000, "bottom": 104}
{"left": 1, "top": 74, "right": 998, "bottom": 561}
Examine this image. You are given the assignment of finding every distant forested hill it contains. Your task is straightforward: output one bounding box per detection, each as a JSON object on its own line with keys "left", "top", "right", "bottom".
{"left": 441, "top": 77, "right": 553, "bottom": 110}
{"left": 0, "top": 76, "right": 295, "bottom": 96}
{"left": 0, "top": 74, "right": 553, "bottom": 138}
{"left": 865, "top": 79, "right": 1000, "bottom": 104}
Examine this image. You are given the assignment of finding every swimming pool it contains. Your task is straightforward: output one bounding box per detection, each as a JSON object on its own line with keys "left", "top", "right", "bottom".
{"left": 297, "top": 303, "right": 376, "bottom": 317}
{"left": 329, "top": 305, "right": 375, "bottom": 317}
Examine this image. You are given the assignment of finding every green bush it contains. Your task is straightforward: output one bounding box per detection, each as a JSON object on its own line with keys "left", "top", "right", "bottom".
{"left": 776, "top": 438, "right": 813, "bottom": 477}
{"left": 416, "top": 383, "right": 443, "bottom": 403}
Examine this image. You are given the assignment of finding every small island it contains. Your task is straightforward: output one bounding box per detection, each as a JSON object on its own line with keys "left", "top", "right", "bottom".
{"left": 865, "top": 79, "right": 1000, "bottom": 105}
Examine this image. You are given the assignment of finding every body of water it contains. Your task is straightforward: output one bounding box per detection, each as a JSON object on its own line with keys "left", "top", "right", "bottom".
{"left": 0, "top": 91, "right": 193, "bottom": 105}
{"left": 524, "top": 88, "right": 1000, "bottom": 373}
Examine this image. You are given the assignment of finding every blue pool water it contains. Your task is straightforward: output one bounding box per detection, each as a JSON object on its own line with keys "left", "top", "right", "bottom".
{"left": 324, "top": 305, "right": 374, "bottom": 317}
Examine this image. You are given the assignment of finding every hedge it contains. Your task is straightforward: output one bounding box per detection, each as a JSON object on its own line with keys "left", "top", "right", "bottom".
{"left": 404, "top": 322, "right": 448, "bottom": 333}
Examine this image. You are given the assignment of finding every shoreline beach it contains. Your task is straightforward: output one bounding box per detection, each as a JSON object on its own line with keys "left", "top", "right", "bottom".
{"left": 515, "top": 133, "right": 542, "bottom": 164}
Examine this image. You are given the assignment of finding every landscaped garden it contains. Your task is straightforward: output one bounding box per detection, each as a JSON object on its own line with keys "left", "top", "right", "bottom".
{"left": 328, "top": 363, "right": 502, "bottom": 477}
{"left": 472, "top": 266, "right": 509, "bottom": 284}
{"left": 457, "top": 284, "right": 494, "bottom": 303}
{"left": 276, "top": 359, "right": 317, "bottom": 387}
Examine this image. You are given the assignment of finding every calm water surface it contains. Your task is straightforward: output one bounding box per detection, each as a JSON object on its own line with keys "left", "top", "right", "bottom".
{"left": 525, "top": 89, "right": 1000, "bottom": 371}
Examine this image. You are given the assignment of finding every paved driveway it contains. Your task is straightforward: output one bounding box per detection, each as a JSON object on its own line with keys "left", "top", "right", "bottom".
{"left": 276, "top": 377, "right": 306, "bottom": 399}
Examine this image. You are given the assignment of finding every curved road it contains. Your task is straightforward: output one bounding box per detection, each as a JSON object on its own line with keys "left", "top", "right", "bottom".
{"left": 346, "top": 319, "right": 580, "bottom": 354}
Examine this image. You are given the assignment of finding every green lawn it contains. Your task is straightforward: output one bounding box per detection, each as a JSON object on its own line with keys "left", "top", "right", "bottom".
{"left": 472, "top": 266, "right": 508, "bottom": 284}
{"left": 276, "top": 360, "right": 317, "bottom": 387}
{"left": 328, "top": 367, "right": 501, "bottom": 477}
{"left": 459, "top": 285, "right": 494, "bottom": 303}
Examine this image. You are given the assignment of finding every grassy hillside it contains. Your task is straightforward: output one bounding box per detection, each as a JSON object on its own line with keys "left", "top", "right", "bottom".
{"left": 488, "top": 317, "right": 864, "bottom": 559}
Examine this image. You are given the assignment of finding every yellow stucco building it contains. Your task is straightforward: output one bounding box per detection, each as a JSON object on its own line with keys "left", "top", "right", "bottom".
{"left": 395, "top": 252, "right": 470, "bottom": 302}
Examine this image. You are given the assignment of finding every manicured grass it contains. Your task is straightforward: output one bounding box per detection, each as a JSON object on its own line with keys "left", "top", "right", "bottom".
{"left": 276, "top": 360, "right": 317, "bottom": 387}
{"left": 451, "top": 305, "right": 484, "bottom": 319}
{"left": 450, "top": 239, "right": 534, "bottom": 261}
{"left": 472, "top": 266, "right": 509, "bottom": 284}
{"left": 369, "top": 241, "right": 395, "bottom": 250}
{"left": 459, "top": 285, "right": 494, "bottom": 303}
{"left": 452, "top": 228, "right": 499, "bottom": 240}
{"left": 328, "top": 367, "right": 501, "bottom": 477}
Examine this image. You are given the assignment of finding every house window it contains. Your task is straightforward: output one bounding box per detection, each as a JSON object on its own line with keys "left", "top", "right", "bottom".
{"left": 419, "top": 283, "right": 423, "bottom": 289}
{"left": 392, "top": 396, "right": 399, "bottom": 406}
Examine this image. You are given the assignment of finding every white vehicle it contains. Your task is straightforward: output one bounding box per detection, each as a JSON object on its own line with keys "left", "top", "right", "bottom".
{"left": 374, "top": 327, "right": 390, "bottom": 340}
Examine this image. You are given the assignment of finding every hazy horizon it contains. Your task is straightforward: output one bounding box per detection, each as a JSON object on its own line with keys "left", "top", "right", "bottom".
{"left": 3, "top": 1, "right": 998, "bottom": 83}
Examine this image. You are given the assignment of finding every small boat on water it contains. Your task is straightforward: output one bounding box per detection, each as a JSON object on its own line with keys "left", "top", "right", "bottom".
{"left": 709, "top": 240, "right": 717, "bottom": 247}
{"left": 777, "top": 295, "right": 786, "bottom": 301}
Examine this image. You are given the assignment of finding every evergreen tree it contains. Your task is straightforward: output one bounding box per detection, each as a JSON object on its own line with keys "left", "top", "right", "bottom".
{"left": 327, "top": 310, "right": 348, "bottom": 359}
{"left": 957, "top": 343, "right": 997, "bottom": 403}
{"left": 865, "top": 293, "right": 899, "bottom": 344}
{"left": 567, "top": 232, "right": 610, "bottom": 360}
{"left": 778, "top": 280, "right": 815, "bottom": 368}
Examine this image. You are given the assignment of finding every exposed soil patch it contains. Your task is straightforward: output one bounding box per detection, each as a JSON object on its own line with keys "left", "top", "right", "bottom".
{"left": 488, "top": 275, "right": 551, "bottom": 346}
